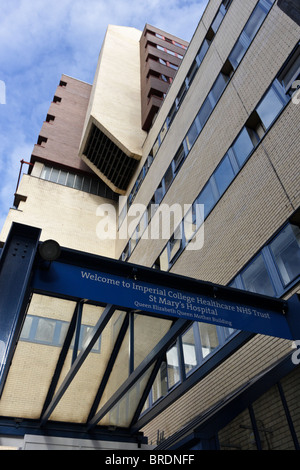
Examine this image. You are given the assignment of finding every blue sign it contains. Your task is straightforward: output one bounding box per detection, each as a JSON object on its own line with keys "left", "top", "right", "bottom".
{"left": 32, "top": 261, "right": 293, "bottom": 340}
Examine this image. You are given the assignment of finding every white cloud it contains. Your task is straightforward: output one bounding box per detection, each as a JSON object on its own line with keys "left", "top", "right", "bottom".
{"left": 0, "top": 0, "right": 208, "bottom": 233}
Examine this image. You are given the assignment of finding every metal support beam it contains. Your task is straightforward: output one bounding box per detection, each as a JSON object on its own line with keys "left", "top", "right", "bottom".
{"left": 40, "top": 303, "right": 116, "bottom": 426}
{"left": 87, "top": 318, "right": 191, "bottom": 431}
{"left": 87, "top": 312, "right": 130, "bottom": 423}
{"left": 71, "top": 300, "right": 83, "bottom": 365}
{"left": 130, "top": 355, "right": 165, "bottom": 428}
{"left": 0, "top": 223, "right": 41, "bottom": 397}
{"left": 40, "top": 300, "right": 84, "bottom": 418}
{"left": 129, "top": 312, "right": 135, "bottom": 375}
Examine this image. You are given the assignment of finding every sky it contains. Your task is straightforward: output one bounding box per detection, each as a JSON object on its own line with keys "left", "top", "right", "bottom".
{"left": 0, "top": 0, "right": 208, "bottom": 233}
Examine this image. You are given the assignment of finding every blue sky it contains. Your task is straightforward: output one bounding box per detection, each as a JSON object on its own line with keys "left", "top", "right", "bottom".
{"left": 0, "top": 0, "right": 208, "bottom": 232}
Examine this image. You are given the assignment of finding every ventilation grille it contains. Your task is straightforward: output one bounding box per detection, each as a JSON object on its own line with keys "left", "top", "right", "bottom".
{"left": 83, "top": 125, "right": 138, "bottom": 192}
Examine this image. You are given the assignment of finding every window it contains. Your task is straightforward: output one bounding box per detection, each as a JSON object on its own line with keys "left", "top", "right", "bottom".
{"left": 37, "top": 135, "right": 48, "bottom": 146}
{"left": 198, "top": 323, "right": 219, "bottom": 358}
{"left": 41, "top": 165, "right": 115, "bottom": 199}
{"left": 232, "top": 127, "right": 254, "bottom": 167}
{"left": 241, "top": 254, "right": 275, "bottom": 296}
{"left": 20, "top": 316, "right": 33, "bottom": 340}
{"left": 211, "top": 73, "right": 228, "bottom": 104}
{"left": 245, "top": 110, "right": 265, "bottom": 141}
{"left": 256, "top": 86, "right": 285, "bottom": 130}
{"left": 222, "top": 0, "right": 232, "bottom": 9}
{"left": 136, "top": 213, "right": 147, "bottom": 241}
{"left": 80, "top": 326, "right": 101, "bottom": 352}
{"left": 164, "top": 164, "right": 174, "bottom": 192}
{"left": 74, "top": 174, "right": 83, "bottom": 190}
{"left": 228, "top": 0, "right": 274, "bottom": 69}
{"left": 82, "top": 177, "right": 91, "bottom": 193}
{"left": 211, "top": 10, "right": 224, "bottom": 34}
{"left": 35, "top": 318, "right": 56, "bottom": 344}
{"left": 130, "top": 232, "right": 137, "bottom": 252}
{"left": 177, "top": 82, "right": 188, "bottom": 106}
{"left": 154, "top": 181, "right": 164, "bottom": 204}
{"left": 53, "top": 95, "right": 62, "bottom": 103}
{"left": 49, "top": 168, "right": 59, "bottom": 183}
{"left": 221, "top": 58, "right": 234, "bottom": 79}
{"left": 197, "top": 39, "right": 210, "bottom": 64}
{"left": 186, "top": 120, "right": 199, "bottom": 150}
{"left": 173, "top": 144, "right": 186, "bottom": 173}
{"left": 152, "top": 138, "right": 160, "bottom": 156}
{"left": 159, "top": 120, "right": 168, "bottom": 142}
{"left": 197, "top": 96, "right": 213, "bottom": 128}
{"left": 169, "top": 225, "right": 182, "bottom": 261}
{"left": 147, "top": 195, "right": 158, "bottom": 222}
{"left": 66, "top": 172, "right": 75, "bottom": 188}
{"left": 122, "top": 243, "right": 130, "bottom": 262}
{"left": 182, "top": 327, "right": 197, "bottom": 374}
{"left": 159, "top": 246, "right": 169, "bottom": 272}
{"left": 166, "top": 345, "right": 180, "bottom": 388}
{"left": 214, "top": 154, "right": 235, "bottom": 196}
{"left": 230, "top": 218, "right": 300, "bottom": 298}
{"left": 46, "top": 114, "right": 55, "bottom": 123}
{"left": 270, "top": 224, "right": 300, "bottom": 287}
{"left": 168, "top": 63, "right": 178, "bottom": 71}
{"left": 20, "top": 315, "right": 101, "bottom": 353}
{"left": 146, "top": 154, "right": 153, "bottom": 170}
{"left": 152, "top": 361, "right": 168, "bottom": 403}
{"left": 119, "top": 203, "right": 128, "bottom": 230}
{"left": 184, "top": 203, "right": 200, "bottom": 242}
{"left": 244, "top": 2, "right": 268, "bottom": 41}
{"left": 197, "top": 182, "right": 216, "bottom": 219}
{"left": 41, "top": 166, "right": 51, "bottom": 180}
{"left": 278, "top": 44, "right": 300, "bottom": 93}
{"left": 168, "top": 102, "right": 177, "bottom": 124}
{"left": 187, "top": 60, "right": 198, "bottom": 85}
{"left": 135, "top": 170, "right": 144, "bottom": 192}
{"left": 57, "top": 170, "right": 67, "bottom": 185}
{"left": 229, "top": 37, "right": 247, "bottom": 69}
{"left": 90, "top": 179, "right": 99, "bottom": 195}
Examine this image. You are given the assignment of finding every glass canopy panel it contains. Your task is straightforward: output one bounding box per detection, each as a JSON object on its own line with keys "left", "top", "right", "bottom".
{"left": 94, "top": 316, "right": 130, "bottom": 420}
{"left": 0, "top": 294, "right": 76, "bottom": 420}
{"left": 133, "top": 315, "right": 172, "bottom": 370}
{"left": 98, "top": 365, "right": 155, "bottom": 428}
{"left": 49, "top": 308, "right": 126, "bottom": 423}
{"left": 95, "top": 313, "right": 172, "bottom": 426}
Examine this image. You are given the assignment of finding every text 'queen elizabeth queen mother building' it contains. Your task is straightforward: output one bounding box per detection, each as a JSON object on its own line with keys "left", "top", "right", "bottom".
{"left": 0, "top": 0, "right": 300, "bottom": 451}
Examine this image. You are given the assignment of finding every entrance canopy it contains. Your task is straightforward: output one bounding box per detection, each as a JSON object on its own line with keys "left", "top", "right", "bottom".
{"left": 0, "top": 223, "right": 299, "bottom": 442}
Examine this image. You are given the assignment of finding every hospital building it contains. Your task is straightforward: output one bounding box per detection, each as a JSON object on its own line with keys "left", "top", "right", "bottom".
{"left": 0, "top": 0, "right": 300, "bottom": 450}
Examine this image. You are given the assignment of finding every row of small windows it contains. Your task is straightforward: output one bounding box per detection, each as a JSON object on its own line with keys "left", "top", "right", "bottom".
{"left": 153, "top": 0, "right": 234, "bottom": 151}
{"left": 40, "top": 165, "right": 118, "bottom": 200}
{"left": 20, "top": 314, "right": 101, "bottom": 353}
{"left": 143, "top": 322, "right": 235, "bottom": 413}
{"left": 121, "top": 40, "right": 299, "bottom": 263}
{"left": 118, "top": 0, "right": 268, "bottom": 228}
{"left": 151, "top": 43, "right": 184, "bottom": 60}
{"left": 230, "top": 222, "right": 300, "bottom": 298}
{"left": 148, "top": 30, "right": 188, "bottom": 50}
{"left": 142, "top": 216, "right": 300, "bottom": 414}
